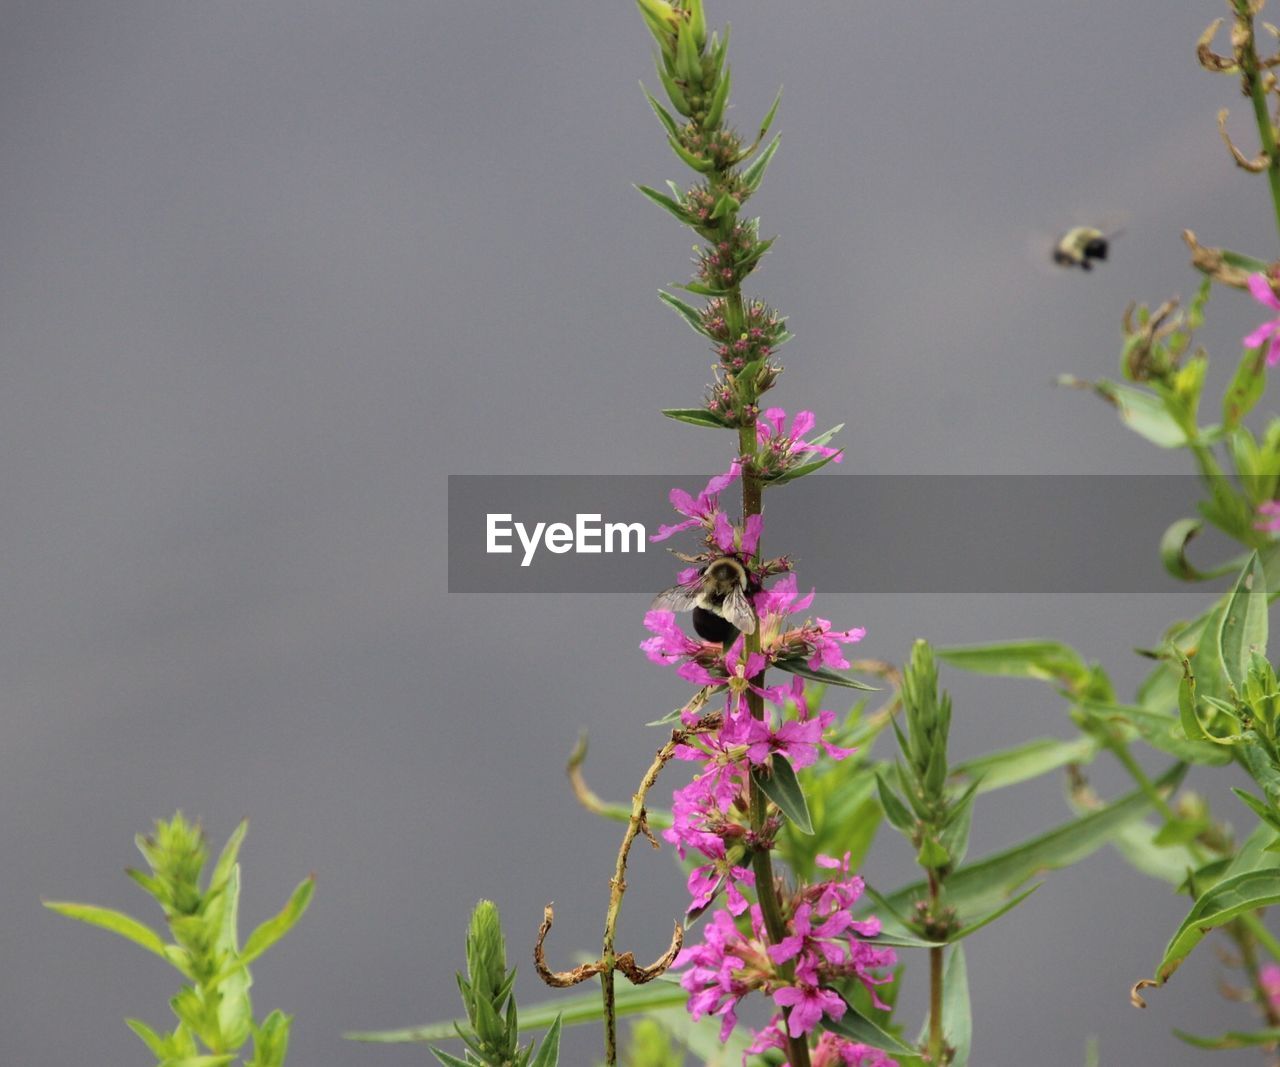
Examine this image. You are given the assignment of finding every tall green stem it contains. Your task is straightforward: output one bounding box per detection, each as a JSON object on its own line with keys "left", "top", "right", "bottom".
{"left": 737, "top": 405, "right": 812, "bottom": 1067}
{"left": 1233, "top": 0, "right": 1280, "bottom": 246}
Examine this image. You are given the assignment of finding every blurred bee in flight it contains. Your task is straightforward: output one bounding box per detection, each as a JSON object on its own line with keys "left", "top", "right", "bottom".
{"left": 1052, "top": 226, "right": 1120, "bottom": 271}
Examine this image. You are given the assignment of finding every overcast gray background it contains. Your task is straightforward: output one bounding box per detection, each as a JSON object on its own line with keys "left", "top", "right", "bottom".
{"left": 2, "top": 1, "right": 1275, "bottom": 1064}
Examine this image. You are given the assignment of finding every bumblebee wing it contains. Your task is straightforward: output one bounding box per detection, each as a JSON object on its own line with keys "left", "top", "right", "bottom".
{"left": 1028, "top": 228, "right": 1069, "bottom": 274}
{"left": 720, "top": 584, "right": 756, "bottom": 634}
{"left": 651, "top": 583, "right": 701, "bottom": 613}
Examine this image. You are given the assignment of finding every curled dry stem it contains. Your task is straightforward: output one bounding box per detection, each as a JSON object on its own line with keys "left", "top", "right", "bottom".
{"left": 533, "top": 905, "right": 683, "bottom": 987}
{"left": 540, "top": 717, "right": 721, "bottom": 1063}
{"left": 1184, "top": 229, "right": 1265, "bottom": 289}
{"left": 1200, "top": 18, "right": 1240, "bottom": 71}
{"left": 1220, "top": 108, "right": 1271, "bottom": 170}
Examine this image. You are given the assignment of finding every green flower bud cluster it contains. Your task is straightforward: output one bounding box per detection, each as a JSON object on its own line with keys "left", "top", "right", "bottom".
{"left": 432, "top": 900, "right": 562, "bottom": 1067}
{"left": 45, "top": 813, "right": 313, "bottom": 1067}
{"left": 877, "top": 642, "right": 976, "bottom": 893}
{"left": 635, "top": 0, "right": 787, "bottom": 426}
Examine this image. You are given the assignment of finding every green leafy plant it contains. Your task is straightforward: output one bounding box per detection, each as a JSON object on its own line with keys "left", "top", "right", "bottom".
{"left": 44, "top": 813, "right": 313, "bottom": 1067}
{"left": 426, "top": 900, "right": 562, "bottom": 1067}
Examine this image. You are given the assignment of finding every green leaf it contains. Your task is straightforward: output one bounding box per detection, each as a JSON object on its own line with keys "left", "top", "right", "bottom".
{"left": 1241, "top": 738, "right": 1280, "bottom": 807}
{"left": 773, "top": 654, "right": 877, "bottom": 690}
{"left": 657, "top": 290, "right": 708, "bottom": 336}
{"left": 239, "top": 875, "right": 315, "bottom": 966}
{"left": 1218, "top": 552, "right": 1268, "bottom": 688}
{"left": 710, "top": 193, "right": 741, "bottom": 222}
{"left": 822, "top": 994, "right": 916, "bottom": 1056}
{"left": 43, "top": 901, "right": 170, "bottom": 960}
{"left": 159, "top": 1057, "right": 238, "bottom": 1067}
{"left": 940, "top": 781, "right": 979, "bottom": 868}
{"left": 1221, "top": 248, "right": 1272, "bottom": 273}
{"left": 1111, "top": 819, "right": 1200, "bottom": 886}
{"left": 734, "top": 235, "right": 774, "bottom": 273}
{"left": 873, "top": 765, "right": 1186, "bottom": 923}
{"left": 660, "top": 407, "right": 729, "bottom": 429}
{"left": 528, "top": 1015, "right": 563, "bottom": 1067}
{"left": 753, "top": 755, "right": 813, "bottom": 833}
{"left": 764, "top": 449, "right": 843, "bottom": 486}
{"left": 1177, "top": 661, "right": 1207, "bottom": 743}
{"left": 635, "top": 184, "right": 691, "bottom": 226}
{"left": 212, "top": 865, "right": 252, "bottom": 1050}
{"left": 125, "top": 1018, "right": 169, "bottom": 1058}
{"left": 246, "top": 1010, "right": 292, "bottom": 1067}
{"left": 654, "top": 56, "right": 690, "bottom": 115}
{"left": 643, "top": 1006, "right": 757, "bottom": 1064}
{"left": 1174, "top": 1026, "right": 1280, "bottom": 1049}
{"left": 673, "top": 15, "right": 701, "bottom": 83}
{"left": 1159, "top": 518, "right": 1243, "bottom": 582}
{"left": 703, "top": 65, "right": 731, "bottom": 130}
{"left": 756, "top": 89, "right": 782, "bottom": 143}
{"left": 740, "top": 133, "right": 781, "bottom": 191}
{"left": 1234, "top": 787, "right": 1280, "bottom": 832}
{"left": 915, "top": 836, "right": 950, "bottom": 870}
{"left": 1076, "top": 699, "right": 1232, "bottom": 765}
{"left": 949, "top": 735, "right": 1100, "bottom": 793}
{"left": 938, "top": 640, "right": 1089, "bottom": 687}
{"left": 666, "top": 134, "right": 714, "bottom": 173}
{"left": 208, "top": 819, "right": 249, "bottom": 897}
{"left": 1089, "top": 380, "right": 1191, "bottom": 448}
{"left": 875, "top": 770, "right": 916, "bottom": 835}
{"left": 1224, "top": 346, "right": 1269, "bottom": 431}
{"left": 346, "top": 977, "right": 688, "bottom": 1042}
{"left": 1149, "top": 868, "right": 1280, "bottom": 985}
{"left": 640, "top": 84, "right": 682, "bottom": 140}
{"left": 947, "top": 884, "right": 1040, "bottom": 944}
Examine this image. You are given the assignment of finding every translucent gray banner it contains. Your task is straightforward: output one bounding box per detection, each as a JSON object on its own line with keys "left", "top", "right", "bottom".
{"left": 447, "top": 475, "right": 1247, "bottom": 594}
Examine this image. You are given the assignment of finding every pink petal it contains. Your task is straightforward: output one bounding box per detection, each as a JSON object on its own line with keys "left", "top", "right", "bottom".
{"left": 1244, "top": 321, "right": 1279, "bottom": 351}
{"left": 1249, "top": 272, "right": 1280, "bottom": 310}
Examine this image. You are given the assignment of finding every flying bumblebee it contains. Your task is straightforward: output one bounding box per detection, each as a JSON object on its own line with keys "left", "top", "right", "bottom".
{"left": 1052, "top": 226, "right": 1118, "bottom": 271}
{"left": 651, "top": 556, "right": 757, "bottom": 644}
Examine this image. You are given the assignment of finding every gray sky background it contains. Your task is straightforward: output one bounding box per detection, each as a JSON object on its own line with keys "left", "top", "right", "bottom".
{"left": 2, "top": 1, "right": 1276, "bottom": 1063}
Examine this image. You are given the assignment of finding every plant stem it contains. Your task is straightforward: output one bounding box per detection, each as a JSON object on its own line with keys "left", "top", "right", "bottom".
{"left": 738, "top": 399, "right": 811, "bottom": 1067}
{"left": 1234, "top": 0, "right": 1280, "bottom": 247}
{"left": 599, "top": 732, "right": 687, "bottom": 1065}
{"left": 1245, "top": 912, "right": 1280, "bottom": 962}
{"left": 926, "top": 871, "right": 945, "bottom": 1063}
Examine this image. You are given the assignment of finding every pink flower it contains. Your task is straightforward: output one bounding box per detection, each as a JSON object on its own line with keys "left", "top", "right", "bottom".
{"left": 1256, "top": 500, "right": 1280, "bottom": 533}
{"left": 754, "top": 574, "right": 867, "bottom": 670}
{"left": 686, "top": 849, "right": 756, "bottom": 916}
{"left": 1262, "top": 963, "right": 1280, "bottom": 1012}
{"left": 651, "top": 462, "right": 742, "bottom": 542}
{"left": 713, "top": 511, "right": 764, "bottom": 556}
{"left": 746, "top": 1020, "right": 899, "bottom": 1066}
{"left": 752, "top": 406, "right": 844, "bottom": 473}
{"left": 1244, "top": 273, "right": 1280, "bottom": 367}
{"left": 772, "top": 982, "right": 848, "bottom": 1037}
{"left": 672, "top": 908, "right": 775, "bottom": 1041}
{"left": 641, "top": 611, "right": 724, "bottom": 687}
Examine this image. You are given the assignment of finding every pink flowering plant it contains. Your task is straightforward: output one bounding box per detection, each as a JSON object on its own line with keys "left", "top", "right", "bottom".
{"left": 354, "top": 2, "right": 1280, "bottom": 1065}
{"left": 43, "top": 2, "right": 1280, "bottom": 1065}
{"left": 363, "top": 0, "right": 1168, "bottom": 1062}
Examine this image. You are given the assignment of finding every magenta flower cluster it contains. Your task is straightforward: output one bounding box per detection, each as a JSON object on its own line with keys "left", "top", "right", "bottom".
{"left": 641, "top": 444, "right": 897, "bottom": 1064}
